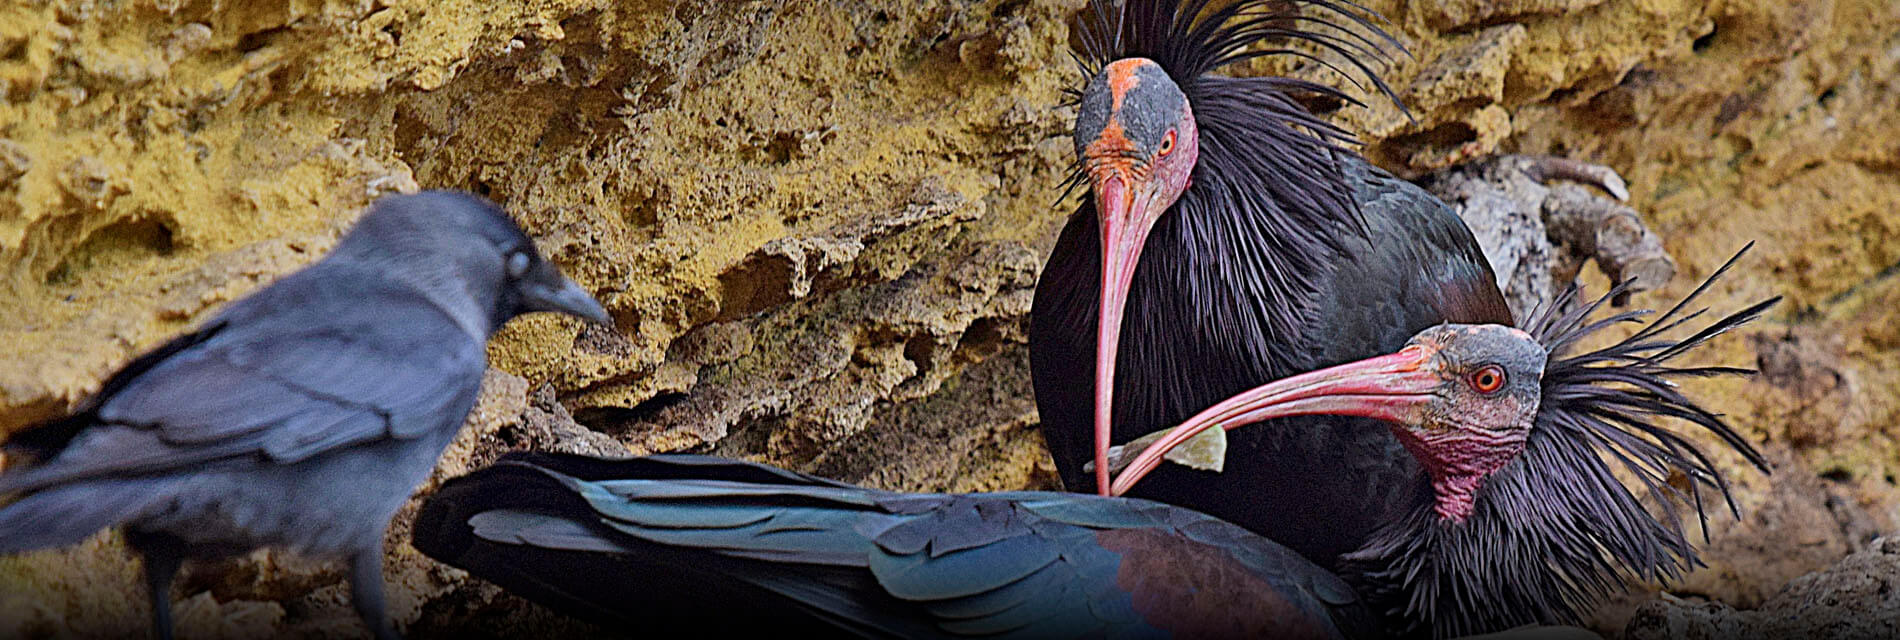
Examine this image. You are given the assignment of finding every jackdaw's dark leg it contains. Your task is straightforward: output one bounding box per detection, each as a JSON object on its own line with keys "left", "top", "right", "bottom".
{"left": 349, "top": 546, "right": 401, "bottom": 640}
{"left": 129, "top": 532, "right": 185, "bottom": 640}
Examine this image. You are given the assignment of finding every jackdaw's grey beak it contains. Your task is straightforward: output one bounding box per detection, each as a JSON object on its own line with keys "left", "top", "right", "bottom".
{"left": 525, "top": 277, "right": 612, "bottom": 326}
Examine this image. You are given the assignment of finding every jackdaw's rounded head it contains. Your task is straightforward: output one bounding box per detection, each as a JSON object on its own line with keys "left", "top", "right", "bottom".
{"left": 335, "top": 191, "right": 611, "bottom": 336}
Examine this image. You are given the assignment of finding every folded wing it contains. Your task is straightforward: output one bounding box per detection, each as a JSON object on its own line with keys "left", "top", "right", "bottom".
{"left": 414, "top": 452, "right": 1371, "bottom": 639}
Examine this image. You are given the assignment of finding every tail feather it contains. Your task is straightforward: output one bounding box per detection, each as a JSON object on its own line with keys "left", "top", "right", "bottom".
{"left": 468, "top": 509, "right": 631, "bottom": 553}
{"left": 0, "top": 479, "right": 171, "bottom": 553}
{"left": 412, "top": 455, "right": 942, "bottom": 637}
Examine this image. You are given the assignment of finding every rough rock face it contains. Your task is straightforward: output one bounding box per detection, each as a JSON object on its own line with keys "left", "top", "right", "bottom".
{"left": 1420, "top": 155, "right": 1670, "bottom": 319}
{"left": 1626, "top": 535, "right": 1900, "bottom": 640}
{"left": 0, "top": 0, "right": 1896, "bottom": 637}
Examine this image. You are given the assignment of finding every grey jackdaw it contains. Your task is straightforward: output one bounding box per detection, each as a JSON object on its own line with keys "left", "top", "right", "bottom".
{"left": 0, "top": 190, "right": 610, "bottom": 640}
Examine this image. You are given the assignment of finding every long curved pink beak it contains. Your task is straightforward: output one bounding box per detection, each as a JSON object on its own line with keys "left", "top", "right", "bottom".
{"left": 1092, "top": 173, "right": 1147, "bottom": 495}
{"left": 1108, "top": 344, "right": 1444, "bottom": 496}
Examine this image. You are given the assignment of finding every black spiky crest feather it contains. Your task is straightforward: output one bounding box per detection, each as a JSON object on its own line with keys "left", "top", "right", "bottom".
{"left": 1342, "top": 245, "right": 1778, "bottom": 638}
{"left": 1061, "top": 0, "right": 1404, "bottom": 344}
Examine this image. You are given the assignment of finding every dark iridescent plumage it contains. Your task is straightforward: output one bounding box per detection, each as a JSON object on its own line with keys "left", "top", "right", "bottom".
{"left": 415, "top": 254, "right": 1773, "bottom": 639}
{"left": 1090, "top": 246, "right": 1775, "bottom": 637}
{"left": 413, "top": 452, "right": 1372, "bottom": 639}
{"left": 1032, "top": 0, "right": 1509, "bottom": 565}
{"left": 1341, "top": 251, "right": 1776, "bottom": 638}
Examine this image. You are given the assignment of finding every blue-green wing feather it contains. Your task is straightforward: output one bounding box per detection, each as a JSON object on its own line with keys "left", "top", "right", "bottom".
{"left": 413, "top": 452, "right": 1368, "bottom": 639}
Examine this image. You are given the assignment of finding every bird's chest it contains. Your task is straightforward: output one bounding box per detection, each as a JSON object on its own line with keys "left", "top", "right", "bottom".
{"left": 1109, "top": 261, "right": 1312, "bottom": 437}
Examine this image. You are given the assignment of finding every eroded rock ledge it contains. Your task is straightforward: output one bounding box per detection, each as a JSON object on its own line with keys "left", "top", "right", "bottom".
{"left": 3, "top": 0, "right": 1898, "bottom": 637}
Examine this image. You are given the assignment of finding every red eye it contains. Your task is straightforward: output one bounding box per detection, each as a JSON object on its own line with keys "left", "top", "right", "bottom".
{"left": 1158, "top": 130, "right": 1176, "bottom": 156}
{"left": 1470, "top": 365, "right": 1506, "bottom": 394}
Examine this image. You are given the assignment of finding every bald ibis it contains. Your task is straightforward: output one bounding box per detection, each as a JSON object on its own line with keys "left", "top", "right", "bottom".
{"left": 414, "top": 264, "right": 1770, "bottom": 638}
{"left": 1111, "top": 250, "right": 1777, "bottom": 636}
{"left": 1030, "top": 0, "right": 1511, "bottom": 569}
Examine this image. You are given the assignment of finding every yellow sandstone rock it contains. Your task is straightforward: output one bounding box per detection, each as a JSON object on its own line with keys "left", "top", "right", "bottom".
{"left": 1, "top": 0, "right": 1896, "bottom": 636}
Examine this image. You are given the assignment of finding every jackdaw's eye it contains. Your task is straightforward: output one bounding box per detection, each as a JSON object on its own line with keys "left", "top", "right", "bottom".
{"left": 506, "top": 251, "right": 532, "bottom": 279}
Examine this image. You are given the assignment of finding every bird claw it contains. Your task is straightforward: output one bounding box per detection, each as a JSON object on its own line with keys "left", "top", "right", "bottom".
{"left": 1522, "top": 155, "right": 1630, "bottom": 202}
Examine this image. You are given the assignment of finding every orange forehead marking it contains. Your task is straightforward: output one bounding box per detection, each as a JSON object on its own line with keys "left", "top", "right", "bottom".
{"left": 1084, "top": 119, "right": 1146, "bottom": 181}
{"left": 1090, "top": 119, "right": 1133, "bottom": 154}
{"left": 1104, "top": 59, "right": 1146, "bottom": 111}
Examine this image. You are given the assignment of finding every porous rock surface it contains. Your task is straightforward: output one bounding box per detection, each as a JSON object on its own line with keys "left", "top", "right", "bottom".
{"left": 1, "top": 0, "right": 1897, "bottom": 637}
{"left": 1626, "top": 535, "right": 1900, "bottom": 640}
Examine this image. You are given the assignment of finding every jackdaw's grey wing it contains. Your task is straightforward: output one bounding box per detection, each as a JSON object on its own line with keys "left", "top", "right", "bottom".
{"left": 0, "top": 262, "right": 487, "bottom": 494}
